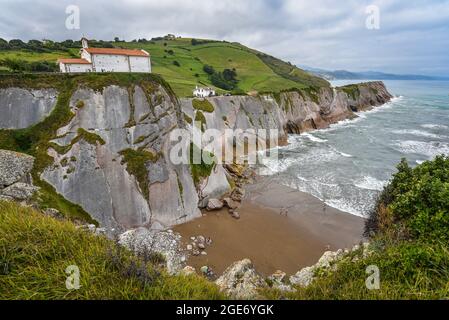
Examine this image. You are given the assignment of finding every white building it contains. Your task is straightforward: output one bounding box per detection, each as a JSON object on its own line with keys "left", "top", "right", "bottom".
{"left": 193, "top": 86, "right": 216, "bottom": 98}
{"left": 58, "top": 38, "right": 151, "bottom": 73}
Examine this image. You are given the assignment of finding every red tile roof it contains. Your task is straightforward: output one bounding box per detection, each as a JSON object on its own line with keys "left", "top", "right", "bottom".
{"left": 84, "top": 47, "right": 149, "bottom": 57}
{"left": 57, "top": 58, "right": 91, "bottom": 64}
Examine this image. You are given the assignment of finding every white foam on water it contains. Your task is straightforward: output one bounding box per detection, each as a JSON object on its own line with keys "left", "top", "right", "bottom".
{"left": 354, "top": 176, "right": 387, "bottom": 191}
{"left": 301, "top": 132, "right": 328, "bottom": 143}
{"left": 392, "top": 129, "right": 443, "bottom": 139}
{"left": 393, "top": 140, "right": 449, "bottom": 158}
{"left": 421, "top": 124, "right": 449, "bottom": 130}
{"left": 324, "top": 199, "right": 365, "bottom": 217}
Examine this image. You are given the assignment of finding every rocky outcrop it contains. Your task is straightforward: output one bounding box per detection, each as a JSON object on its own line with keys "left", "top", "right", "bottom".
{"left": 0, "top": 150, "right": 39, "bottom": 202}
{"left": 215, "top": 258, "right": 266, "bottom": 299}
{"left": 118, "top": 227, "right": 186, "bottom": 275}
{"left": 289, "top": 242, "right": 372, "bottom": 287}
{"left": 40, "top": 84, "right": 201, "bottom": 232}
{"left": 0, "top": 150, "right": 35, "bottom": 187}
{"left": 0, "top": 88, "right": 57, "bottom": 129}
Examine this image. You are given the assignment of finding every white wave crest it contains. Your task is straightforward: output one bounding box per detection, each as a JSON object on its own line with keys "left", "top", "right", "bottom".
{"left": 393, "top": 140, "right": 449, "bottom": 158}
{"left": 301, "top": 133, "right": 328, "bottom": 143}
{"left": 354, "top": 176, "right": 387, "bottom": 191}
{"left": 392, "top": 129, "right": 443, "bottom": 139}
{"left": 421, "top": 124, "right": 449, "bottom": 130}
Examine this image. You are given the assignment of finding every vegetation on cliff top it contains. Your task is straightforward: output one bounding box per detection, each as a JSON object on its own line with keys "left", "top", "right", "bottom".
{"left": 0, "top": 201, "right": 223, "bottom": 299}
{"left": 265, "top": 156, "right": 449, "bottom": 300}
{"left": 0, "top": 37, "right": 329, "bottom": 96}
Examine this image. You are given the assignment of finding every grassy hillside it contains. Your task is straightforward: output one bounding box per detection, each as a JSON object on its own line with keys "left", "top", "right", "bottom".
{"left": 0, "top": 37, "right": 329, "bottom": 96}
{"left": 0, "top": 200, "right": 223, "bottom": 299}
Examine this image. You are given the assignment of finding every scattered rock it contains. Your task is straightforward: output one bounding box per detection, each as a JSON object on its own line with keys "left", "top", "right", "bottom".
{"left": 215, "top": 258, "right": 266, "bottom": 299}
{"left": 200, "top": 265, "right": 215, "bottom": 279}
{"left": 197, "top": 235, "right": 205, "bottom": 243}
{"left": 231, "top": 211, "right": 240, "bottom": 219}
{"left": 205, "top": 237, "right": 213, "bottom": 246}
{"left": 192, "top": 249, "right": 200, "bottom": 256}
{"left": 198, "top": 242, "right": 206, "bottom": 250}
{"left": 201, "top": 251, "right": 207, "bottom": 256}
{"left": 230, "top": 187, "right": 245, "bottom": 202}
{"left": 223, "top": 197, "right": 240, "bottom": 210}
{"left": 0, "top": 150, "right": 34, "bottom": 187}
{"left": 206, "top": 198, "right": 224, "bottom": 211}
{"left": 1, "top": 182, "right": 39, "bottom": 201}
{"left": 186, "top": 244, "right": 193, "bottom": 251}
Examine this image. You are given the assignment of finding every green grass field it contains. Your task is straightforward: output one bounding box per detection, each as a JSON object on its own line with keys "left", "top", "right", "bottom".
{"left": 0, "top": 37, "right": 329, "bottom": 96}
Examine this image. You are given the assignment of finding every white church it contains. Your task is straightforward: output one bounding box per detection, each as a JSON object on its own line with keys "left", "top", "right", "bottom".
{"left": 58, "top": 38, "right": 151, "bottom": 73}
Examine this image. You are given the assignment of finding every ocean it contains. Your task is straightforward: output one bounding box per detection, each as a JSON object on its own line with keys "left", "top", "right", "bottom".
{"left": 261, "top": 80, "right": 449, "bottom": 217}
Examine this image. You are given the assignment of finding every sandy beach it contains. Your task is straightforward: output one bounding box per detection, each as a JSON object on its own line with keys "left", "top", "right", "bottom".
{"left": 174, "top": 177, "right": 365, "bottom": 276}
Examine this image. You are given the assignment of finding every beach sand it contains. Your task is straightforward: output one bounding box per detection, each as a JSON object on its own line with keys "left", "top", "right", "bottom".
{"left": 174, "top": 178, "right": 365, "bottom": 276}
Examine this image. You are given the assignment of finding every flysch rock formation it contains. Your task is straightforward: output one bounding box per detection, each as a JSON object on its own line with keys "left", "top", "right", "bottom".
{"left": 180, "top": 81, "right": 393, "bottom": 143}
{"left": 0, "top": 88, "right": 57, "bottom": 129}
{"left": 41, "top": 84, "right": 202, "bottom": 233}
{"left": 0, "top": 79, "right": 392, "bottom": 233}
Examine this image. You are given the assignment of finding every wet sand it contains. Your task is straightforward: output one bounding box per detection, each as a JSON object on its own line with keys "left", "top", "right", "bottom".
{"left": 174, "top": 178, "right": 365, "bottom": 276}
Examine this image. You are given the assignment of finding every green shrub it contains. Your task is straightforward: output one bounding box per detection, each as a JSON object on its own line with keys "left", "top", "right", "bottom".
{"left": 366, "top": 156, "right": 449, "bottom": 242}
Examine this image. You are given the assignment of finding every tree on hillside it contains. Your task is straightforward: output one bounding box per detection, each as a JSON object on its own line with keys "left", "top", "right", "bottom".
{"left": 203, "top": 65, "right": 215, "bottom": 75}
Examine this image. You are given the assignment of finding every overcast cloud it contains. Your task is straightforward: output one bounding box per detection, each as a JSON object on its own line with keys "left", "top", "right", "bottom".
{"left": 0, "top": 0, "right": 448, "bottom": 75}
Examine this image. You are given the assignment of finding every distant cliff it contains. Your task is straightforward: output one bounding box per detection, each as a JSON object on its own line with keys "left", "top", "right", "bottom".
{"left": 181, "top": 81, "right": 392, "bottom": 142}
{"left": 0, "top": 74, "right": 392, "bottom": 232}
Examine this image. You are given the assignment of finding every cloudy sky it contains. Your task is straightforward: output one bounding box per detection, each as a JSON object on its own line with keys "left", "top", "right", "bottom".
{"left": 1, "top": 0, "right": 448, "bottom": 76}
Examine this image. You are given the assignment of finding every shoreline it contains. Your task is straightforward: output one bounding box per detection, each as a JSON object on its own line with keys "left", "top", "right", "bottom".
{"left": 174, "top": 177, "right": 365, "bottom": 276}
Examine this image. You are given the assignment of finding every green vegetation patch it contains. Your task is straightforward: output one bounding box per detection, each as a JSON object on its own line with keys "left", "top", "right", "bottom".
{"left": 119, "top": 148, "right": 159, "bottom": 200}
{"left": 366, "top": 155, "right": 449, "bottom": 242}
{"left": 192, "top": 98, "right": 215, "bottom": 113}
{"left": 189, "top": 143, "right": 215, "bottom": 186}
{"left": 338, "top": 84, "right": 360, "bottom": 100}
{"left": 0, "top": 201, "right": 223, "bottom": 299}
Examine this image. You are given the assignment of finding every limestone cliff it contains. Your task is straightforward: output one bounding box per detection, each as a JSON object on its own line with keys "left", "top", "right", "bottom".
{"left": 181, "top": 81, "right": 393, "bottom": 141}
{"left": 0, "top": 74, "right": 392, "bottom": 232}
